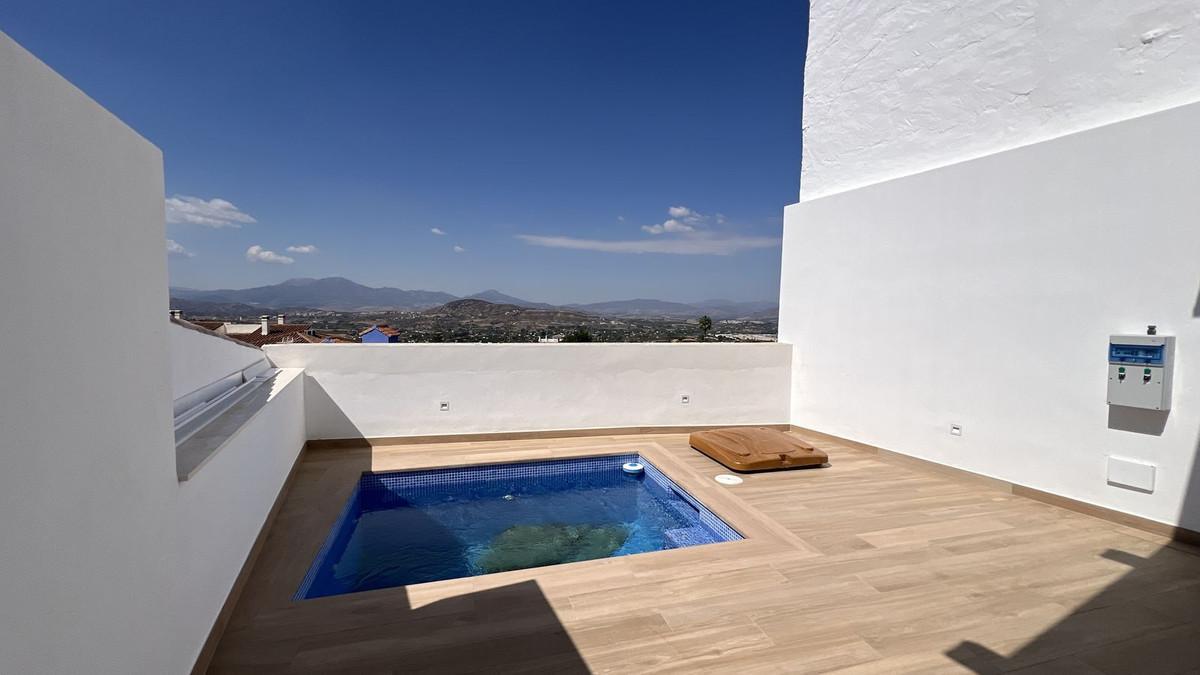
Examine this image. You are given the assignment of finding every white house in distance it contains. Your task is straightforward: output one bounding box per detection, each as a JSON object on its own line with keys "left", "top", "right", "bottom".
{"left": 2, "top": 3, "right": 1199, "bottom": 673}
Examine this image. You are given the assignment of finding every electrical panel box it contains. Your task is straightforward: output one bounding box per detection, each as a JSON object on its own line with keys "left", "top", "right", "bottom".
{"left": 1107, "top": 335, "right": 1174, "bottom": 410}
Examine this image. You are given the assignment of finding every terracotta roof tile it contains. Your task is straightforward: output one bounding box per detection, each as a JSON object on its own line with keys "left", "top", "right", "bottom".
{"left": 192, "top": 320, "right": 226, "bottom": 331}
{"left": 359, "top": 324, "right": 402, "bottom": 337}
{"left": 169, "top": 317, "right": 263, "bottom": 351}
{"left": 227, "top": 323, "right": 315, "bottom": 347}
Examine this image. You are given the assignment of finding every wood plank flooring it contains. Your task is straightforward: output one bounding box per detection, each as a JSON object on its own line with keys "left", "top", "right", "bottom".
{"left": 208, "top": 432, "right": 1200, "bottom": 674}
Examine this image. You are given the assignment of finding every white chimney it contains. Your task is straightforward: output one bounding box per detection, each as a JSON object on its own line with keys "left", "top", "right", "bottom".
{"left": 277, "top": 314, "right": 285, "bottom": 325}
{"left": 260, "top": 315, "right": 270, "bottom": 336}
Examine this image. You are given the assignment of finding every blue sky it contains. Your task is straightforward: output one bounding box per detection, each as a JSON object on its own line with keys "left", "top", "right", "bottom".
{"left": 2, "top": 1, "right": 807, "bottom": 303}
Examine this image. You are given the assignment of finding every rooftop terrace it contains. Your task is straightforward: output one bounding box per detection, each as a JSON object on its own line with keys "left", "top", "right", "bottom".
{"left": 209, "top": 432, "right": 1200, "bottom": 673}
{"left": 3, "top": 5, "right": 1200, "bottom": 674}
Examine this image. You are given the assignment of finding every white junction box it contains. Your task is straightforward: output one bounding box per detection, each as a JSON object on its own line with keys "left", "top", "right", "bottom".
{"left": 1107, "top": 335, "right": 1174, "bottom": 411}
{"left": 1107, "top": 456, "right": 1156, "bottom": 493}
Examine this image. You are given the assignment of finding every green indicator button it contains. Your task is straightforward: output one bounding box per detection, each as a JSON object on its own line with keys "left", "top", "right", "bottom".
{"left": 1144, "top": 368, "right": 1151, "bottom": 375}
{"left": 1118, "top": 367, "right": 1126, "bottom": 373}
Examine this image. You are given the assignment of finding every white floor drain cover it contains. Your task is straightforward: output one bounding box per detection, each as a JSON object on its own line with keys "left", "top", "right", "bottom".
{"left": 714, "top": 474, "right": 744, "bottom": 486}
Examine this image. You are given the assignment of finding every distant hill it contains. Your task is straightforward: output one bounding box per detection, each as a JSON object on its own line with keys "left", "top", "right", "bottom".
{"left": 170, "top": 277, "right": 457, "bottom": 311}
{"left": 168, "top": 277, "right": 777, "bottom": 319}
{"left": 567, "top": 298, "right": 700, "bottom": 318}
{"left": 465, "top": 289, "right": 557, "bottom": 310}
{"left": 694, "top": 299, "right": 779, "bottom": 318}
{"left": 566, "top": 298, "right": 777, "bottom": 320}
{"left": 422, "top": 299, "right": 595, "bottom": 324}
{"left": 169, "top": 297, "right": 293, "bottom": 318}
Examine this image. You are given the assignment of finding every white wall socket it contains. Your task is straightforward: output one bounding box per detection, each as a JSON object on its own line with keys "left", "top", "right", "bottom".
{"left": 439, "top": 401, "right": 450, "bottom": 412}
{"left": 680, "top": 394, "right": 690, "bottom": 405}
{"left": 950, "top": 424, "right": 962, "bottom": 436}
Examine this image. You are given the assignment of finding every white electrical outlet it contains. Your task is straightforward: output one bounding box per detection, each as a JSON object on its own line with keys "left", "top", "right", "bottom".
{"left": 950, "top": 424, "right": 962, "bottom": 436}
{"left": 439, "top": 401, "right": 450, "bottom": 412}
{"left": 680, "top": 394, "right": 690, "bottom": 405}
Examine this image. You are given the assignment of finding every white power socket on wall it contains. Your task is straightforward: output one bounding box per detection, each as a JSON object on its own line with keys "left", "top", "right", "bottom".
{"left": 680, "top": 394, "right": 690, "bottom": 405}
{"left": 950, "top": 424, "right": 963, "bottom": 436}
{"left": 439, "top": 401, "right": 450, "bottom": 412}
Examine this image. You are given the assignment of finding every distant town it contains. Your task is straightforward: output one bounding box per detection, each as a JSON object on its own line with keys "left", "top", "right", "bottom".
{"left": 170, "top": 277, "right": 778, "bottom": 345}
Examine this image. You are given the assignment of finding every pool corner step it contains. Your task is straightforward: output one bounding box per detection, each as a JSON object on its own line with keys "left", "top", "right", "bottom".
{"left": 663, "top": 526, "right": 713, "bottom": 548}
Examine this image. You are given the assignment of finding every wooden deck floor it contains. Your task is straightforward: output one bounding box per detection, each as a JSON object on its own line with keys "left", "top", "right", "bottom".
{"left": 208, "top": 432, "right": 1200, "bottom": 674}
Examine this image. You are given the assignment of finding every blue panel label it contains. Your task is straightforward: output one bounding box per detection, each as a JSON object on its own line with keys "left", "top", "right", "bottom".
{"left": 1109, "top": 344, "right": 1164, "bottom": 365}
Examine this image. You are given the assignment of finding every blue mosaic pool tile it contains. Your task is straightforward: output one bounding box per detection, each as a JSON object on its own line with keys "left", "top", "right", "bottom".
{"left": 362, "top": 454, "right": 635, "bottom": 489}
{"left": 295, "top": 452, "right": 742, "bottom": 599}
{"left": 355, "top": 453, "right": 744, "bottom": 543}
{"left": 639, "top": 458, "right": 742, "bottom": 542}
{"left": 698, "top": 507, "right": 741, "bottom": 542}
{"left": 294, "top": 484, "right": 362, "bottom": 599}
{"left": 663, "top": 526, "right": 714, "bottom": 547}
{"left": 358, "top": 454, "right": 644, "bottom": 508}
{"left": 379, "top": 454, "right": 638, "bottom": 486}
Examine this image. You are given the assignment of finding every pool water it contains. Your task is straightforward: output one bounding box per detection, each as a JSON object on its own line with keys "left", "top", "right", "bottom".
{"left": 296, "top": 454, "right": 742, "bottom": 599}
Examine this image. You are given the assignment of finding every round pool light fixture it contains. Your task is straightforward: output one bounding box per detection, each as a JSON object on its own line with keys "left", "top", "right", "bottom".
{"left": 622, "top": 461, "right": 645, "bottom": 475}
{"left": 715, "top": 474, "right": 744, "bottom": 486}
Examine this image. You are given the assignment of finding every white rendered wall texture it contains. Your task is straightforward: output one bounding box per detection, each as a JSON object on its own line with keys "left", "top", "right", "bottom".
{"left": 802, "top": 0, "right": 1200, "bottom": 200}
{"left": 265, "top": 343, "right": 792, "bottom": 440}
{"left": 0, "top": 32, "right": 306, "bottom": 673}
{"left": 780, "top": 101, "right": 1200, "bottom": 530}
{"left": 174, "top": 370, "right": 305, "bottom": 670}
{"left": 0, "top": 30, "right": 177, "bottom": 674}
{"left": 170, "top": 320, "right": 266, "bottom": 400}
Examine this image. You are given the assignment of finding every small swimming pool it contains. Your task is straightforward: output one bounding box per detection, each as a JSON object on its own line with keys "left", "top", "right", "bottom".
{"left": 296, "top": 454, "right": 742, "bottom": 599}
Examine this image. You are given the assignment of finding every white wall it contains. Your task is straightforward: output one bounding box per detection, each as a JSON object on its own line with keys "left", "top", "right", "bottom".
{"left": 0, "top": 32, "right": 306, "bottom": 674}
{"left": 802, "top": 1, "right": 1200, "bottom": 200}
{"left": 780, "top": 101, "right": 1200, "bottom": 530}
{"left": 169, "top": 320, "right": 265, "bottom": 400}
{"left": 265, "top": 343, "right": 792, "bottom": 439}
{"left": 174, "top": 369, "right": 305, "bottom": 667}
{"left": 0, "top": 30, "right": 178, "bottom": 674}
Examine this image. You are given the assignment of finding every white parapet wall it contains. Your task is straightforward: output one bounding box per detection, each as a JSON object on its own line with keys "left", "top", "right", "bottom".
{"left": 0, "top": 32, "right": 306, "bottom": 673}
{"left": 265, "top": 343, "right": 792, "bottom": 439}
{"left": 0, "top": 29, "right": 177, "bottom": 674}
{"left": 173, "top": 366, "right": 305, "bottom": 668}
{"left": 169, "top": 319, "right": 265, "bottom": 401}
{"left": 780, "top": 101, "right": 1200, "bottom": 530}
{"left": 802, "top": 1, "right": 1200, "bottom": 200}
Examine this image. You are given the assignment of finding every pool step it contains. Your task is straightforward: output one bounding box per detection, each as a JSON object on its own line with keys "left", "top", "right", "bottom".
{"left": 663, "top": 526, "right": 714, "bottom": 548}
{"left": 660, "top": 494, "right": 699, "bottom": 524}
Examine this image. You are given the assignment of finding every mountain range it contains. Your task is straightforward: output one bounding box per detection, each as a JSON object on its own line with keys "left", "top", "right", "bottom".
{"left": 169, "top": 277, "right": 777, "bottom": 319}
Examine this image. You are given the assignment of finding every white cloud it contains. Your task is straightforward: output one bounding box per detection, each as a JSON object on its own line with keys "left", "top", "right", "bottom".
{"left": 453, "top": 245, "right": 465, "bottom": 253}
{"left": 642, "top": 219, "right": 695, "bottom": 235}
{"left": 245, "top": 245, "right": 294, "bottom": 264}
{"left": 165, "top": 195, "right": 257, "bottom": 228}
{"left": 166, "top": 239, "right": 194, "bottom": 258}
{"left": 431, "top": 227, "right": 447, "bottom": 235}
{"left": 642, "top": 205, "right": 707, "bottom": 234}
{"left": 617, "top": 215, "right": 626, "bottom": 222}
{"left": 519, "top": 204, "right": 779, "bottom": 255}
{"left": 515, "top": 233, "right": 779, "bottom": 256}
{"left": 286, "top": 244, "right": 318, "bottom": 254}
